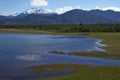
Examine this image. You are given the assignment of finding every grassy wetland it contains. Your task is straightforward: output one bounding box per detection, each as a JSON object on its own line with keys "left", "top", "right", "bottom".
{"left": 31, "top": 64, "right": 120, "bottom": 80}
{"left": 0, "top": 24, "right": 120, "bottom": 80}
{"left": 50, "top": 32, "right": 120, "bottom": 59}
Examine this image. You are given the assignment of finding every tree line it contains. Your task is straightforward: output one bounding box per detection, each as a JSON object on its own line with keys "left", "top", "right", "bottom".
{"left": 0, "top": 24, "right": 120, "bottom": 32}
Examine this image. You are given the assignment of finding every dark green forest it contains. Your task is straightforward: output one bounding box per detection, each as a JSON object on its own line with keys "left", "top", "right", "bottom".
{"left": 0, "top": 24, "right": 120, "bottom": 32}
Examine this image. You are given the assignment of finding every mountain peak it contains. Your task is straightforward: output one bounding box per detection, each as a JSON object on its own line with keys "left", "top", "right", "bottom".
{"left": 16, "top": 8, "right": 57, "bottom": 17}
{"left": 24, "top": 8, "right": 53, "bottom": 14}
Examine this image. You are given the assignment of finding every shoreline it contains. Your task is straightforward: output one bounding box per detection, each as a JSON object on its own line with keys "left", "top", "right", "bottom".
{"left": 0, "top": 28, "right": 119, "bottom": 37}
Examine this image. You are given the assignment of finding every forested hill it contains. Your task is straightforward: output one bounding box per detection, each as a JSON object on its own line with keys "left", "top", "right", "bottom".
{"left": 0, "top": 24, "right": 120, "bottom": 32}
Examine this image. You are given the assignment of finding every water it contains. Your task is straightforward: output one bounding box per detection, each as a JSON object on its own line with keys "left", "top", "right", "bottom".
{"left": 0, "top": 33, "right": 120, "bottom": 80}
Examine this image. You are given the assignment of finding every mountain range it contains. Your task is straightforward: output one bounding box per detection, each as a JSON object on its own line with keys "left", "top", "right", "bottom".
{"left": 0, "top": 8, "right": 120, "bottom": 24}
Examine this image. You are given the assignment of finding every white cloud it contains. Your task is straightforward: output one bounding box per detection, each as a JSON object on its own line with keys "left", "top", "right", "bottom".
{"left": 95, "top": 6, "right": 120, "bottom": 12}
{"left": 55, "top": 6, "right": 80, "bottom": 14}
{"left": 31, "top": 0, "right": 48, "bottom": 7}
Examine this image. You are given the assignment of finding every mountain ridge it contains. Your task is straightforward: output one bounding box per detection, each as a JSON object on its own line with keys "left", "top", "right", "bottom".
{"left": 0, "top": 8, "right": 120, "bottom": 24}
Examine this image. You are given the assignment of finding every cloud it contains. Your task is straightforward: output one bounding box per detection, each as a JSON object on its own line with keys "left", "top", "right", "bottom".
{"left": 55, "top": 6, "right": 80, "bottom": 14}
{"left": 31, "top": 0, "right": 48, "bottom": 7}
{"left": 95, "top": 6, "right": 120, "bottom": 12}
{"left": 45, "top": 9, "right": 53, "bottom": 13}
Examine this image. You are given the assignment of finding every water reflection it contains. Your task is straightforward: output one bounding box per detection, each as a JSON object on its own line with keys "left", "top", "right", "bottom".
{"left": 16, "top": 55, "right": 41, "bottom": 61}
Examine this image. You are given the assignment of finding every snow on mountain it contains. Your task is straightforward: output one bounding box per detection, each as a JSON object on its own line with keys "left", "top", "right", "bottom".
{"left": 23, "top": 8, "right": 53, "bottom": 14}
{"left": 15, "top": 8, "right": 57, "bottom": 17}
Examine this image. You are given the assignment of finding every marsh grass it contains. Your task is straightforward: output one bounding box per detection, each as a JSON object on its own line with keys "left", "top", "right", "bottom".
{"left": 30, "top": 64, "right": 84, "bottom": 74}
{"left": 31, "top": 64, "right": 120, "bottom": 80}
{"left": 50, "top": 33, "right": 120, "bottom": 59}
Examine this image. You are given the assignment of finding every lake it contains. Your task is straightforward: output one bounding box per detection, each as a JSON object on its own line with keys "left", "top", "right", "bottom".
{"left": 0, "top": 33, "right": 120, "bottom": 80}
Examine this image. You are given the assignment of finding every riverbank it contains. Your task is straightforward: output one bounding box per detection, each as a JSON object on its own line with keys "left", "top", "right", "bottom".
{"left": 51, "top": 32, "right": 120, "bottom": 59}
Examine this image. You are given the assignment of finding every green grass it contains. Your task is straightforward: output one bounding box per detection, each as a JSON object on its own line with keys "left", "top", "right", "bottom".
{"left": 30, "top": 64, "right": 84, "bottom": 74}
{"left": 0, "top": 29, "right": 55, "bottom": 34}
{"left": 30, "top": 64, "right": 120, "bottom": 80}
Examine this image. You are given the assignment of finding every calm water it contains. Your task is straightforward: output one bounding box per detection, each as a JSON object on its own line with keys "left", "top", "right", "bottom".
{"left": 0, "top": 33, "right": 120, "bottom": 80}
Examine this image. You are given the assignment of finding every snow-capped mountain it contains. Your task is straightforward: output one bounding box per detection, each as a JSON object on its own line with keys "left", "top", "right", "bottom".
{"left": 24, "top": 8, "right": 53, "bottom": 14}
{"left": 16, "top": 8, "right": 57, "bottom": 17}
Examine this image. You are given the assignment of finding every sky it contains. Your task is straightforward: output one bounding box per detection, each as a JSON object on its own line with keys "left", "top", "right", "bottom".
{"left": 0, "top": 0, "right": 120, "bottom": 15}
